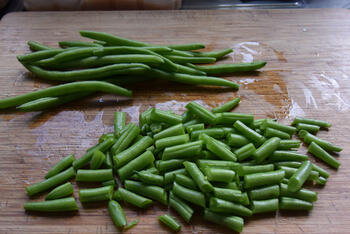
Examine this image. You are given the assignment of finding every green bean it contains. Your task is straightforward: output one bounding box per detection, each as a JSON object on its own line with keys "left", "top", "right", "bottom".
{"left": 200, "top": 134, "right": 237, "bottom": 161}
{"left": 24, "top": 197, "right": 78, "bottom": 212}
{"left": 238, "top": 164, "right": 274, "bottom": 177}
{"left": 108, "top": 200, "right": 127, "bottom": 228}
{"left": 183, "top": 161, "right": 214, "bottom": 193}
{"left": 24, "top": 63, "right": 150, "bottom": 81}
{"left": 308, "top": 142, "right": 341, "bottom": 169}
{"left": 76, "top": 169, "right": 113, "bottom": 182}
{"left": 17, "top": 49, "right": 64, "bottom": 63}
{"left": 212, "top": 97, "right": 240, "bottom": 113}
{"left": 201, "top": 150, "right": 219, "bottom": 160}
{"left": 157, "top": 159, "right": 185, "bottom": 173}
{"left": 311, "top": 163, "right": 330, "bottom": 179}
{"left": 191, "top": 128, "right": 225, "bottom": 140}
{"left": 299, "top": 130, "right": 343, "bottom": 152}
{"left": 204, "top": 167, "right": 235, "bottom": 183}
{"left": 292, "top": 117, "right": 331, "bottom": 128}
{"left": 234, "top": 143, "right": 256, "bottom": 161}
{"left": 166, "top": 43, "right": 205, "bottom": 51}
{"left": 114, "top": 136, "right": 153, "bottom": 168}
{"left": 244, "top": 170, "right": 285, "bottom": 189}
{"left": 275, "top": 161, "right": 329, "bottom": 179}
{"left": 111, "top": 123, "right": 140, "bottom": 155}
{"left": 115, "top": 188, "right": 152, "bottom": 208}
{"left": 79, "top": 185, "right": 114, "bottom": 203}
{"left": 296, "top": 123, "right": 320, "bottom": 134}
{"left": 209, "top": 197, "right": 252, "bottom": 217}
{"left": 251, "top": 199, "right": 279, "bottom": 214}
{"left": 124, "top": 219, "right": 139, "bottom": 231}
{"left": 45, "top": 182, "right": 74, "bottom": 200}
{"left": 183, "top": 119, "right": 200, "bottom": 127}
{"left": 124, "top": 180, "right": 167, "bottom": 205}
{"left": 0, "top": 80, "right": 132, "bottom": 110}
{"left": 185, "top": 123, "right": 205, "bottom": 133}
{"left": 164, "top": 168, "right": 187, "bottom": 185}
{"left": 248, "top": 185, "right": 280, "bottom": 200}
{"left": 216, "top": 112, "right": 254, "bottom": 125}
{"left": 135, "top": 171, "right": 163, "bottom": 186}
{"left": 317, "top": 176, "right": 327, "bottom": 185}
{"left": 233, "top": 120, "right": 266, "bottom": 146}
{"left": 280, "top": 183, "right": 317, "bottom": 202}
{"left": 172, "top": 182, "right": 206, "bottom": 207}
{"left": 74, "top": 138, "right": 115, "bottom": 169}
{"left": 213, "top": 181, "right": 240, "bottom": 190}
{"left": 150, "top": 109, "right": 182, "bottom": 126}
{"left": 28, "top": 40, "right": 52, "bottom": 51}
{"left": 278, "top": 166, "right": 319, "bottom": 181}
{"left": 117, "top": 151, "right": 155, "bottom": 181}
{"left": 226, "top": 133, "right": 250, "bottom": 148}
{"left": 158, "top": 214, "right": 181, "bottom": 232}
{"left": 278, "top": 140, "right": 301, "bottom": 150}
{"left": 190, "top": 61, "right": 266, "bottom": 75}
{"left": 102, "top": 179, "right": 117, "bottom": 187}
{"left": 90, "top": 150, "right": 106, "bottom": 169}
{"left": 287, "top": 161, "right": 313, "bottom": 192}
{"left": 162, "top": 141, "right": 202, "bottom": 160}
{"left": 264, "top": 127, "right": 291, "bottom": 139}
{"left": 221, "top": 127, "right": 237, "bottom": 134}
{"left": 203, "top": 209, "right": 244, "bottom": 232}
{"left": 148, "top": 68, "right": 240, "bottom": 89}
{"left": 213, "top": 187, "right": 244, "bottom": 203}
{"left": 59, "top": 41, "right": 103, "bottom": 48}
{"left": 176, "top": 63, "right": 206, "bottom": 75}
{"left": 196, "top": 159, "right": 239, "bottom": 171}
{"left": 153, "top": 124, "right": 185, "bottom": 140}
{"left": 269, "top": 150, "right": 309, "bottom": 162}
{"left": 99, "top": 133, "right": 114, "bottom": 143}
{"left": 45, "top": 154, "right": 75, "bottom": 179}
{"left": 175, "top": 174, "right": 198, "bottom": 190}
{"left": 169, "top": 192, "right": 194, "bottom": 223}
{"left": 114, "top": 112, "right": 126, "bottom": 137}
{"left": 279, "top": 197, "right": 313, "bottom": 211}
{"left": 165, "top": 55, "right": 216, "bottom": 64}
{"left": 261, "top": 119, "right": 296, "bottom": 135}
{"left": 252, "top": 137, "right": 280, "bottom": 163}
{"left": 185, "top": 101, "right": 217, "bottom": 125}
{"left": 26, "top": 167, "right": 75, "bottom": 196}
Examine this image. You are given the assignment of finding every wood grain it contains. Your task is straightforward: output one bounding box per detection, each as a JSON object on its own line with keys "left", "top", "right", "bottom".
{"left": 0, "top": 9, "right": 350, "bottom": 233}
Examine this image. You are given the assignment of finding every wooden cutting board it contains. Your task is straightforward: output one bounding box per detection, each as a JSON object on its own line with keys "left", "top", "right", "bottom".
{"left": 0, "top": 9, "right": 349, "bottom": 233}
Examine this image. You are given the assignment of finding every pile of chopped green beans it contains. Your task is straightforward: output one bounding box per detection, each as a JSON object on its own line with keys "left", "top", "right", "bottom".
{"left": 0, "top": 31, "right": 267, "bottom": 112}
{"left": 23, "top": 99, "right": 343, "bottom": 232}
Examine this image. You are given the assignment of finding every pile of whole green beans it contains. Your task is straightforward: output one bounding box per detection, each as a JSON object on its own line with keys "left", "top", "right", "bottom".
{"left": 0, "top": 31, "right": 267, "bottom": 112}
{"left": 24, "top": 98, "right": 342, "bottom": 232}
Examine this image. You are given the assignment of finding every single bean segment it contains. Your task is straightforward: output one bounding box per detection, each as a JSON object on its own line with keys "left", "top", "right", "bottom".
{"left": 45, "top": 182, "right": 74, "bottom": 200}
{"left": 308, "top": 142, "right": 341, "bottom": 169}
{"left": 158, "top": 214, "right": 181, "bottom": 232}
{"left": 24, "top": 197, "right": 78, "bottom": 212}
{"left": 45, "top": 154, "right": 75, "bottom": 179}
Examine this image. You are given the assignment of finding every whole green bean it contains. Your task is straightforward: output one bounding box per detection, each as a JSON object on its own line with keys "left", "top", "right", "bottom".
{"left": 308, "top": 142, "right": 341, "bottom": 169}
{"left": 0, "top": 81, "right": 132, "bottom": 109}
{"left": 113, "top": 136, "right": 153, "bottom": 168}
{"left": 212, "top": 97, "right": 240, "bottom": 113}
{"left": 253, "top": 137, "right": 280, "bottom": 163}
{"left": 59, "top": 41, "right": 103, "bottom": 48}
{"left": 158, "top": 214, "right": 181, "bottom": 232}
{"left": 175, "top": 174, "right": 198, "bottom": 190}
{"left": 45, "top": 182, "right": 74, "bottom": 200}
{"left": 26, "top": 167, "right": 75, "bottom": 196}
{"left": 157, "top": 159, "right": 185, "bottom": 173}
{"left": 244, "top": 170, "right": 285, "bottom": 189}
{"left": 261, "top": 119, "right": 296, "bottom": 135}
{"left": 269, "top": 150, "right": 309, "bottom": 162}
{"left": 299, "top": 130, "right": 343, "bottom": 152}
{"left": 90, "top": 150, "right": 106, "bottom": 169}
{"left": 264, "top": 127, "right": 291, "bottom": 139}
{"left": 288, "top": 161, "right": 313, "bottom": 192}
{"left": 238, "top": 164, "right": 274, "bottom": 177}
{"left": 203, "top": 209, "right": 244, "bottom": 233}
{"left": 234, "top": 143, "right": 256, "bottom": 161}
{"left": 251, "top": 199, "right": 279, "bottom": 214}
{"left": 190, "top": 61, "right": 266, "bottom": 75}
{"left": 74, "top": 137, "right": 115, "bottom": 169}
{"left": 28, "top": 40, "right": 52, "bottom": 51}
{"left": 24, "top": 197, "right": 78, "bottom": 212}
{"left": 186, "top": 101, "right": 217, "bottom": 125}
{"left": 116, "top": 187, "right": 153, "bottom": 208}
{"left": 280, "top": 183, "right": 317, "bottom": 202}
{"left": 166, "top": 43, "right": 205, "bottom": 51}
{"left": 169, "top": 192, "right": 194, "bottom": 223}
{"left": 162, "top": 141, "right": 202, "bottom": 160}
{"left": 233, "top": 120, "right": 266, "bottom": 146}
{"left": 117, "top": 151, "right": 155, "bottom": 181}
{"left": 226, "top": 133, "right": 250, "bottom": 148}
{"left": 45, "top": 154, "right": 75, "bottom": 179}
{"left": 191, "top": 128, "right": 225, "bottom": 140}
{"left": 209, "top": 197, "right": 252, "bottom": 217}
{"left": 279, "top": 197, "right": 313, "bottom": 211}
{"left": 124, "top": 180, "right": 167, "bottom": 205}
{"left": 248, "top": 185, "right": 280, "bottom": 200}
{"left": 76, "top": 169, "right": 113, "bottom": 182}
{"left": 172, "top": 182, "right": 206, "bottom": 208}
{"left": 111, "top": 123, "right": 140, "bottom": 154}
{"left": 292, "top": 117, "right": 331, "bottom": 128}
{"left": 79, "top": 185, "right": 114, "bottom": 203}
{"left": 165, "top": 55, "right": 216, "bottom": 64}
{"left": 296, "top": 123, "right": 320, "bottom": 134}
{"left": 278, "top": 140, "right": 301, "bottom": 150}
{"left": 114, "top": 112, "right": 126, "bottom": 137}
{"left": 153, "top": 124, "right": 185, "bottom": 140}
{"left": 200, "top": 134, "right": 237, "bottom": 161}
{"left": 17, "top": 49, "right": 64, "bottom": 62}
{"left": 183, "top": 161, "right": 214, "bottom": 193}
{"left": 176, "top": 63, "right": 206, "bottom": 76}
{"left": 204, "top": 167, "right": 235, "bottom": 183}
{"left": 108, "top": 200, "right": 127, "bottom": 228}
